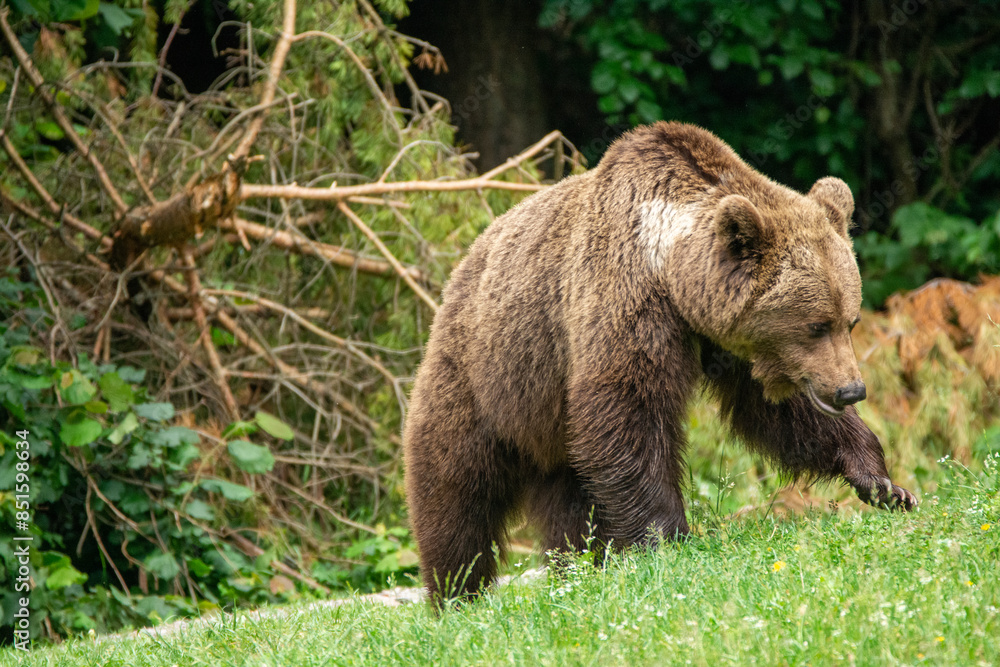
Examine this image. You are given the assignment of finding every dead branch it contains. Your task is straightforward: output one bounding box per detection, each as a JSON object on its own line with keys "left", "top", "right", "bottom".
{"left": 109, "top": 161, "right": 243, "bottom": 270}
{"left": 336, "top": 202, "right": 438, "bottom": 312}
{"left": 203, "top": 288, "right": 400, "bottom": 386}
{"left": 212, "top": 310, "right": 384, "bottom": 435}
{"left": 240, "top": 175, "right": 545, "bottom": 201}
{"left": 231, "top": 0, "right": 297, "bottom": 161}
{"left": 219, "top": 217, "right": 426, "bottom": 281}
{"left": 226, "top": 532, "right": 331, "bottom": 595}
{"left": 181, "top": 248, "right": 240, "bottom": 420}
{"left": 0, "top": 7, "right": 127, "bottom": 214}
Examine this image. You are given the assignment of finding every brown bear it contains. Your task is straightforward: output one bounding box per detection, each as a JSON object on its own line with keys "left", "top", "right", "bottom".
{"left": 403, "top": 121, "right": 917, "bottom": 604}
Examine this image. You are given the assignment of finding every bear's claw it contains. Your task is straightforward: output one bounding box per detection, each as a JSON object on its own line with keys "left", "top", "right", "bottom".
{"left": 852, "top": 475, "right": 918, "bottom": 511}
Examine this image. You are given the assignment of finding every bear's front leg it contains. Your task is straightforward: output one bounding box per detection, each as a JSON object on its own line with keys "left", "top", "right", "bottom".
{"left": 702, "top": 343, "right": 917, "bottom": 510}
{"left": 835, "top": 429, "right": 919, "bottom": 510}
{"left": 565, "top": 376, "right": 695, "bottom": 545}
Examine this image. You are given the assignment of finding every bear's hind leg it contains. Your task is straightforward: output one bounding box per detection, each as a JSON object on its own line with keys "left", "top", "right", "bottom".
{"left": 526, "top": 467, "right": 605, "bottom": 554}
{"left": 406, "top": 417, "right": 521, "bottom": 605}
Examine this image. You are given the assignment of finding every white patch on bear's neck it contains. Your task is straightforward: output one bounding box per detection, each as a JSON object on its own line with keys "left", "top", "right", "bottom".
{"left": 638, "top": 200, "right": 696, "bottom": 269}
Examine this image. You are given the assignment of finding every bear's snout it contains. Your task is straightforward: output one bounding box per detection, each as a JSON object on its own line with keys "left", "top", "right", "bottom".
{"left": 833, "top": 381, "right": 867, "bottom": 408}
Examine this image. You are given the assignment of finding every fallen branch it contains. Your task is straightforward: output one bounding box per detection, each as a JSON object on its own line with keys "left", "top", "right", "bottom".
{"left": 336, "top": 202, "right": 439, "bottom": 313}
{"left": 181, "top": 248, "right": 240, "bottom": 420}
{"left": 219, "top": 217, "right": 427, "bottom": 281}
{"left": 240, "top": 176, "right": 544, "bottom": 201}
{"left": 110, "top": 161, "right": 243, "bottom": 270}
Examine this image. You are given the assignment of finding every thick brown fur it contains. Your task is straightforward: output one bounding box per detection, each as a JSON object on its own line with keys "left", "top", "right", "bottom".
{"left": 403, "top": 121, "right": 917, "bottom": 605}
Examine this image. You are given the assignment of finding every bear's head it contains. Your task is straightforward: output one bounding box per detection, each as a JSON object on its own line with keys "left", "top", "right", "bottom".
{"left": 659, "top": 175, "right": 865, "bottom": 417}
{"left": 717, "top": 177, "right": 865, "bottom": 416}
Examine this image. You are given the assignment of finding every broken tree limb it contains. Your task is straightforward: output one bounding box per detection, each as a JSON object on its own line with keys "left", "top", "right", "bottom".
{"left": 181, "top": 248, "right": 241, "bottom": 420}
{"left": 240, "top": 176, "right": 544, "bottom": 201}
{"left": 109, "top": 160, "right": 243, "bottom": 270}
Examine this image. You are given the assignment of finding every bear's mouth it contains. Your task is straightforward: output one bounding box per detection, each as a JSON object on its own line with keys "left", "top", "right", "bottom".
{"left": 806, "top": 383, "right": 844, "bottom": 418}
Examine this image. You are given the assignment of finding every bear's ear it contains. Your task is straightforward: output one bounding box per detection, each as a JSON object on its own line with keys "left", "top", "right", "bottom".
{"left": 808, "top": 177, "right": 854, "bottom": 239}
{"left": 714, "top": 194, "right": 768, "bottom": 261}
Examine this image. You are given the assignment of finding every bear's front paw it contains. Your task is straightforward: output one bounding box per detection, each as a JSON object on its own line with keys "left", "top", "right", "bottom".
{"left": 851, "top": 476, "right": 918, "bottom": 511}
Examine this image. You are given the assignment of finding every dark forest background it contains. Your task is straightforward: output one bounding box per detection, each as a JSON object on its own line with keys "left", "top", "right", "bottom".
{"left": 404, "top": 0, "right": 1000, "bottom": 304}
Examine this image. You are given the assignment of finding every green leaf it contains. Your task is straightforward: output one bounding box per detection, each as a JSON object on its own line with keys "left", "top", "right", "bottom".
{"left": 149, "top": 426, "right": 200, "bottom": 448}
{"left": 99, "top": 372, "right": 134, "bottom": 413}
{"left": 97, "top": 2, "right": 140, "bottom": 34}
{"left": 809, "top": 69, "right": 836, "bottom": 95}
{"left": 780, "top": 56, "right": 804, "bottom": 80}
{"left": 6, "top": 369, "right": 53, "bottom": 390}
{"left": 107, "top": 412, "right": 139, "bottom": 445}
{"left": 227, "top": 440, "right": 275, "bottom": 474}
{"left": 52, "top": 0, "right": 99, "bottom": 21}
{"left": 172, "top": 442, "right": 200, "bottom": 469}
{"left": 211, "top": 327, "right": 237, "bottom": 348}
{"left": 84, "top": 400, "right": 108, "bottom": 414}
{"left": 60, "top": 369, "right": 97, "bottom": 404}
{"left": 134, "top": 402, "right": 175, "bottom": 421}
{"left": 709, "top": 46, "right": 730, "bottom": 71}
{"left": 59, "top": 411, "right": 102, "bottom": 447}
{"left": 254, "top": 411, "right": 294, "bottom": 441}
{"left": 222, "top": 420, "right": 257, "bottom": 439}
{"left": 184, "top": 499, "right": 215, "bottom": 521}
{"left": 201, "top": 478, "right": 254, "bottom": 502}
{"left": 145, "top": 550, "right": 181, "bottom": 580}
{"left": 45, "top": 563, "right": 87, "bottom": 589}
{"left": 120, "top": 488, "right": 150, "bottom": 514}
{"left": 116, "top": 366, "right": 146, "bottom": 383}
{"left": 34, "top": 120, "right": 64, "bottom": 141}
{"left": 187, "top": 557, "right": 213, "bottom": 578}
{"left": 100, "top": 479, "right": 126, "bottom": 501}
{"left": 590, "top": 62, "right": 619, "bottom": 95}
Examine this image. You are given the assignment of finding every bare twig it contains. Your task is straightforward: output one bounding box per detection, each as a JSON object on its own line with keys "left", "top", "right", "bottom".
{"left": 203, "top": 288, "right": 399, "bottom": 385}
{"left": 231, "top": 0, "right": 297, "bottom": 160}
{"left": 227, "top": 532, "right": 331, "bottom": 594}
{"left": 219, "top": 217, "right": 426, "bottom": 280}
{"left": 0, "top": 7, "right": 128, "bottom": 214}
{"left": 336, "top": 202, "right": 439, "bottom": 312}
{"left": 181, "top": 247, "right": 240, "bottom": 420}
{"left": 241, "top": 176, "right": 544, "bottom": 201}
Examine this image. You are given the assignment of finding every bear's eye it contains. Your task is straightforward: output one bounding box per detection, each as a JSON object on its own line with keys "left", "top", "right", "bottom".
{"left": 808, "top": 322, "right": 831, "bottom": 338}
{"left": 850, "top": 316, "right": 861, "bottom": 331}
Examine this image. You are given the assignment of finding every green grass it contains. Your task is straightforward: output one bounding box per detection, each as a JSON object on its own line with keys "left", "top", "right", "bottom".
{"left": 5, "top": 455, "right": 998, "bottom": 667}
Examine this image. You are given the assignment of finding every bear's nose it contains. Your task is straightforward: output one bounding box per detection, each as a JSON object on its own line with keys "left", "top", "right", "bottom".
{"left": 833, "top": 381, "right": 867, "bottom": 407}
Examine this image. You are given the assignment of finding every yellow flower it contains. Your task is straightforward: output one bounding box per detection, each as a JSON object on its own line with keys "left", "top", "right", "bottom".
{"left": 967, "top": 580, "right": 974, "bottom": 586}
{"left": 982, "top": 523, "right": 991, "bottom": 531}
{"left": 935, "top": 636, "right": 945, "bottom": 643}
{"left": 772, "top": 560, "right": 786, "bottom": 573}
{"left": 917, "top": 653, "right": 925, "bottom": 659}
{"left": 793, "top": 545, "right": 801, "bottom": 552}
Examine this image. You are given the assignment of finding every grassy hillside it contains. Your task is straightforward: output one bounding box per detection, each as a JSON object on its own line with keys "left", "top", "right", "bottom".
{"left": 6, "top": 455, "right": 997, "bottom": 667}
